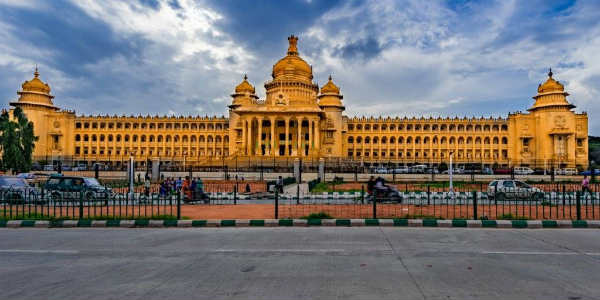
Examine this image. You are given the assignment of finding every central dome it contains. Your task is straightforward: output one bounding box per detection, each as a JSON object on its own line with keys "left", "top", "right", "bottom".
{"left": 272, "top": 35, "right": 313, "bottom": 82}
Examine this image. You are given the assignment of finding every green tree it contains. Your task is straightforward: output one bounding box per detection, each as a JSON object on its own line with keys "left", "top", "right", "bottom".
{"left": 0, "top": 107, "right": 38, "bottom": 173}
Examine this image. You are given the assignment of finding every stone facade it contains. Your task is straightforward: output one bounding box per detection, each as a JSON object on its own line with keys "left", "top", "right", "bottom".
{"left": 8, "top": 36, "right": 589, "bottom": 169}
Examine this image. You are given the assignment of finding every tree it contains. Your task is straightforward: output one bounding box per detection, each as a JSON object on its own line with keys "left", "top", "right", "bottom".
{"left": 0, "top": 107, "right": 38, "bottom": 173}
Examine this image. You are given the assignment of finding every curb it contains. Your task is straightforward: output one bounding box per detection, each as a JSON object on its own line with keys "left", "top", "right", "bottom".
{"left": 1, "top": 219, "right": 598, "bottom": 229}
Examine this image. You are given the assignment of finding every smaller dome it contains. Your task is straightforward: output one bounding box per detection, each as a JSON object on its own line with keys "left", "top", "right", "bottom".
{"left": 320, "top": 75, "right": 340, "bottom": 94}
{"left": 21, "top": 68, "right": 51, "bottom": 94}
{"left": 235, "top": 74, "right": 255, "bottom": 94}
{"left": 537, "top": 68, "right": 564, "bottom": 94}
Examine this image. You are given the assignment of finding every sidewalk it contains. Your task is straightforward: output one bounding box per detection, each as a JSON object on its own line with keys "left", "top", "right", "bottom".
{"left": 283, "top": 183, "right": 308, "bottom": 195}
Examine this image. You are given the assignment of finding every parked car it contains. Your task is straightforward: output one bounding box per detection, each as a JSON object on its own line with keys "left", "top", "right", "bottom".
{"left": 514, "top": 167, "right": 534, "bottom": 175}
{"left": 44, "top": 175, "right": 112, "bottom": 201}
{"left": 393, "top": 167, "right": 410, "bottom": 174}
{"left": 555, "top": 168, "right": 578, "bottom": 176}
{"left": 0, "top": 176, "right": 41, "bottom": 204}
{"left": 410, "top": 164, "right": 428, "bottom": 173}
{"left": 16, "top": 173, "right": 36, "bottom": 180}
{"left": 374, "top": 167, "right": 388, "bottom": 174}
{"left": 61, "top": 165, "right": 72, "bottom": 171}
{"left": 43, "top": 164, "right": 54, "bottom": 171}
{"left": 493, "top": 168, "right": 512, "bottom": 175}
{"left": 442, "top": 168, "right": 464, "bottom": 174}
{"left": 487, "top": 180, "right": 544, "bottom": 201}
{"left": 580, "top": 169, "right": 600, "bottom": 176}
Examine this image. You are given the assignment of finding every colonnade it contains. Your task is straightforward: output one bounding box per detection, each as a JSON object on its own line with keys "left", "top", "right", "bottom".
{"left": 239, "top": 115, "right": 320, "bottom": 157}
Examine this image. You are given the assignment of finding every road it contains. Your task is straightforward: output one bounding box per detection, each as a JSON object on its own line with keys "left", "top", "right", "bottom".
{"left": 1, "top": 228, "right": 600, "bottom": 300}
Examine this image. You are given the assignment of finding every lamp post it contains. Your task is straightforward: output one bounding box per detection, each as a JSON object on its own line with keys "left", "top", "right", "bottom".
{"left": 183, "top": 151, "right": 187, "bottom": 172}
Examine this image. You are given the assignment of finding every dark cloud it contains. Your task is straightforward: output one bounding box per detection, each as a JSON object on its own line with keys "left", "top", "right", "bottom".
{"left": 333, "top": 37, "right": 382, "bottom": 60}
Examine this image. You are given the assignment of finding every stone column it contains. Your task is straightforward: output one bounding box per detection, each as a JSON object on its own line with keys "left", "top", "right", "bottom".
{"left": 297, "top": 119, "right": 302, "bottom": 156}
{"left": 151, "top": 157, "right": 160, "bottom": 182}
{"left": 270, "top": 117, "right": 276, "bottom": 156}
{"left": 241, "top": 118, "right": 246, "bottom": 156}
{"left": 294, "top": 158, "right": 300, "bottom": 182}
{"left": 285, "top": 118, "right": 290, "bottom": 156}
{"left": 318, "top": 158, "right": 325, "bottom": 182}
{"left": 308, "top": 119, "right": 313, "bottom": 154}
{"left": 314, "top": 118, "right": 320, "bottom": 153}
{"left": 247, "top": 119, "right": 252, "bottom": 156}
{"left": 257, "top": 118, "right": 263, "bottom": 156}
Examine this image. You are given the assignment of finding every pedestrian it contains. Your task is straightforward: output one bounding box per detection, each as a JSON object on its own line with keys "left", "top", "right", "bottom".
{"left": 144, "top": 175, "right": 150, "bottom": 197}
{"left": 277, "top": 176, "right": 283, "bottom": 193}
{"left": 245, "top": 183, "right": 251, "bottom": 193}
{"left": 367, "top": 176, "right": 375, "bottom": 197}
{"left": 182, "top": 176, "right": 191, "bottom": 200}
{"left": 582, "top": 175, "right": 592, "bottom": 199}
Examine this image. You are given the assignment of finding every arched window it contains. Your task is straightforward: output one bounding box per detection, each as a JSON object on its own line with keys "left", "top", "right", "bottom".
{"left": 364, "top": 137, "right": 370, "bottom": 144}
{"left": 348, "top": 137, "right": 354, "bottom": 143}
{"left": 373, "top": 137, "right": 379, "bottom": 144}
{"left": 502, "top": 137, "right": 508, "bottom": 144}
{"left": 406, "top": 137, "right": 412, "bottom": 144}
{"left": 493, "top": 137, "right": 499, "bottom": 144}
{"left": 484, "top": 137, "right": 490, "bottom": 144}
{"left": 356, "top": 137, "right": 362, "bottom": 144}
{"left": 75, "top": 134, "right": 81, "bottom": 142}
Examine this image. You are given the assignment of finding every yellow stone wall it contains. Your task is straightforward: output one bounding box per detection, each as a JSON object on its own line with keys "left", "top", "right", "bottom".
{"left": 7, "top": 39, "right": 589, "bottom": 169}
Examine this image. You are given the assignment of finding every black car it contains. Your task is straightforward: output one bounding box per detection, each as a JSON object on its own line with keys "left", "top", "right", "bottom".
{"left": 44, "top": 175, "right": 112, "bottom": 201}
{"left": 0, "top": 176, "right": 41, "bottom": 204}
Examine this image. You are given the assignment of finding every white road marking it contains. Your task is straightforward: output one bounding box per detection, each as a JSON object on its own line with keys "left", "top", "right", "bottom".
{"left": 0, "top": 249, "right": 79, "bottom": 254}
{"left": 483, "top": 251, "right": 600, "bottom": 256}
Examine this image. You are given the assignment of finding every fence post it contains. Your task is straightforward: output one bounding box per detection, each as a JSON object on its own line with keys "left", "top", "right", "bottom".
{"left": 79, "top": 191, "right": 84, "bottom": 219}
{"left": 177, "top": 192, "right": 181, "bottom": 220}
{"left": 576, "top": 191, "right": 581, "bottom": 221}
{"left": 233, "top": 184, "right": 237, "bottom": 205}
{"left": 361, "top": 185, "right": 365, "bottom": 204}
{"left": 372, "top": 190, "right": 377, "bottom": 219}
{"left": 427, "top": 185, "right": 430, "bottom": 205}
{"left": 275, "top": 189, "right": 279, "bottom": 219}
{"left": 296, "top": 183, "right": 300, "bottom": 204}
{"left": 472, "top": 190, "right": 478, "bottom": 220}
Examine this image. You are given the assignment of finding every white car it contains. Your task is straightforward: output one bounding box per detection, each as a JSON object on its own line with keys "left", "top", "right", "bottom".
{"left": 442, "top": 168, "right": 464, "bottom": 174}
{"left": 555, "top": 168, "right": 578, "bottom": 176}
{"left": 374, "top": 167, "right": 388, "bottom": 174}
{"left": 514, "top": 167, "right": 534, "bottom": 175}
{"left": 393, "top": 167, "right": 410, "bottom": 174}
{"left": 487, "top": 180, "right": 544, "bottom": 201}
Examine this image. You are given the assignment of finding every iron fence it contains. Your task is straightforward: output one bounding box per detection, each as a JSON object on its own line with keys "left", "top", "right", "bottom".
{"left": 2, "top": 182, "right": 598, "bottom": 221}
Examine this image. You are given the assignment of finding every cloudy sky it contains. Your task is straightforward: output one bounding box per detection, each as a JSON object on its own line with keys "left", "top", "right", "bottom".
{"left": 1, "top": 0, "right": 599, "bottom": 134}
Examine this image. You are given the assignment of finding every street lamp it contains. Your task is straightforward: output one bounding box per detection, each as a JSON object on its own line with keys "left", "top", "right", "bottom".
{"left": 183, "top": 151, "right": 187, "bottom": 172}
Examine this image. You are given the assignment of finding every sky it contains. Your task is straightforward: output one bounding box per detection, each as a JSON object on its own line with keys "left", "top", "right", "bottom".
{"left": 1, "top": 0, "right": 599, "bottom": 134}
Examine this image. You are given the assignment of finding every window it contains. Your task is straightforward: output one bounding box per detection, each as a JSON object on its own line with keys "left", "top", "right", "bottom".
{"left": 503, "top": 181, "right": 515, "bottom": 188}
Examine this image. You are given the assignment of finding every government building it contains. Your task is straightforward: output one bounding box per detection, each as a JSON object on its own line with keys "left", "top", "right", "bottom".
{"left": 8, "top": 36, "right": 589, "bottom": 170}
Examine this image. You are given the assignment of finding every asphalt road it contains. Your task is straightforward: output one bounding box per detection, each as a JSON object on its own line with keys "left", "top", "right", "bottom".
{"left": 1, "top": 228, "right": 600, "bottom": 300}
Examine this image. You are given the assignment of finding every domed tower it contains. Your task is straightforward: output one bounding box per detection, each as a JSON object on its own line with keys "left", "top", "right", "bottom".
{"left": 9, "top": 68, "right": 75, "bottom": 162}
{"left": 230, "top": 74, "right": 258, "bottom": 108}
{"left": 509, "top": 69, "right": 588, "bottom": 169}
{"left": 229, "top": 75, "right": 257, "bottom": 153}
{"left": 11, "top": 67, "right": 58, "bottom": 111}
{"left": 265, "top": 35, "right": 320, "bottom": 107}
{"left": 318, "top": 75, "right": 345, "bottom": 157}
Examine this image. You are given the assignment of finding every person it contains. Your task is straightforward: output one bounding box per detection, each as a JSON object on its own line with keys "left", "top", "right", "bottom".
{"left": 245, "top": 183, "right": 251, "bottom": 193}
{"left": 182, "top": 176, "right": 191, "bottom": 200}
{"left": 582, "top": 175, "right": 591, "bottom": 199}
{"left": 367, "top": 176, "right": 375, "bottom": 197}
{"left": 176, "top": 177, "right": 182, "bottom": 193}
{"left": 190, "top": 178, "right": 197, "bottom": 200}
{"left": 144, "top": 176, "right": 151, "bottom": 197}
{"left": 277, "top": 176, "right": 283, "bottom": 193}
{"left": 159, "top": 180, "right": 167, "bottom": 197}
{"left": 195, "top": 177, "right": 206, "bottom": 202}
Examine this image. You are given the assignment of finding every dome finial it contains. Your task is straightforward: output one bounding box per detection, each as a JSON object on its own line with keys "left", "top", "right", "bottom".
{"left": 287, "top": 35, "right": 298, "bottom": 55}
{"left": 548, "top": 68, "right": 553, "bottom": 78}
{"left": 243, "top": 74, "right": 248, "bottom": 80}
{"left": 34, "top": 64, "right": 39, "bottom": 78}
{"left": 328, "top": 74, "right": 332, "bottom": 81}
